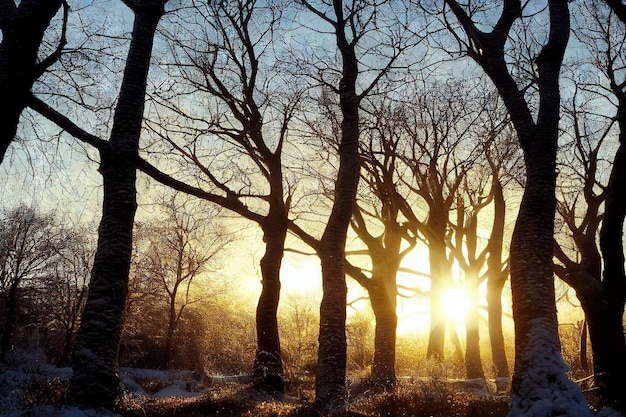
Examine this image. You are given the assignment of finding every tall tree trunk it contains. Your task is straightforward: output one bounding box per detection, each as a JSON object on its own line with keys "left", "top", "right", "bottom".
{"left": 486, "top": 175, "right": 509, "bottom": 378}
{"left": 444, "top": 0, "right": 589, "bottom": 414}
{"left": 315, "top": 9, "right": 360, "bottom": 408}
{"left": 253, "top": 213, "right": 287, "bottom": 392}
{"left": 486, "top": 272, "right": 509, "bottom": 378}
{"left": 465, "top": 271, "right": 484, "bottom": 380}
{"left": 316, "top": 242, "right": 350, "bottom": 412}
{"left": 426, "top": 213, "right": 450, "bottom": 360}
{"left": 368, "top": 277, "right": 397, "bottom": 389}
{"left": 509, "top": 130, "right": 569, "bottom": 413}
{"left": 509, "top": 4, "right": 590, "bottom": 414}
{"left": 0, "top": 0, "right": 62, "bottom": 163}
{"left": 68, "top": 2, "right": 165, "bottom": 409}
{"left": 597, "top": 111, "right": 626, "bottom": 411}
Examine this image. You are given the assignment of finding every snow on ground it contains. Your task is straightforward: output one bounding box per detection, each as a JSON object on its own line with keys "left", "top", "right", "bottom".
{"left": 2, "top": 347, "right": 624, "bottom": 417}
{"left": 0, "top": 350, "right": 206, "bottom": 417}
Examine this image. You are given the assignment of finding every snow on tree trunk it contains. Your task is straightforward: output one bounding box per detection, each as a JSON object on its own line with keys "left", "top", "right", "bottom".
{"left": 68, "top": 2, "right": 165, "bottom": 409}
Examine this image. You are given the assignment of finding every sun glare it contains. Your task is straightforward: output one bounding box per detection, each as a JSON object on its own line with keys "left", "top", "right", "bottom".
{"left": 443, "top": 288, "right": 470, "bottom": 322}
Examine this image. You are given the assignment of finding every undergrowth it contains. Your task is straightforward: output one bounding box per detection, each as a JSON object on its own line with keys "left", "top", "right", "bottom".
{"left": 118, "top": 379, "right": 511, "bottom": 417}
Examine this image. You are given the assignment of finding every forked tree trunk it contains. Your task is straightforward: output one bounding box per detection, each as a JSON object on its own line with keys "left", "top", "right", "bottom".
{"left": 0, "top": 0, "right": 62, "bottom": 163}
{"left": 68, "top": 2, "right": 165, "bottom": 409}
{"left": 444, "top": 1, "right": 592, "bottom": 415}
{"left": 507, "top": 3, "right": 590, "bottom": 414}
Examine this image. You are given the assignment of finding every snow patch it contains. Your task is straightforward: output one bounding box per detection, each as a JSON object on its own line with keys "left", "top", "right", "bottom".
{"left": 508, "top": 318, "right": 592, "bottom": 417}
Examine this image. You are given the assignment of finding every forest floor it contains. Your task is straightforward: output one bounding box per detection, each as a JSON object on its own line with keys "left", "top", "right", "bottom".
{"left": 1, "top": 350, "right": 609, "bottom": 417}
{"left": 119, "top": 377, "right": 512, "bottom": 417}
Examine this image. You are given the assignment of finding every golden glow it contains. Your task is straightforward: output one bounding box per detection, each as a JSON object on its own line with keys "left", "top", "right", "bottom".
{"left": 442, "top": 288, "right": 470, "bottom": 322}
{"left": 280, "top": 253, "right": 322, "bottom": 295}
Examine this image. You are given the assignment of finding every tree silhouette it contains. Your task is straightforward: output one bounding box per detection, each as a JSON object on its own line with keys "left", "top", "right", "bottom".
{"left": 442, "top": 1, "right": 593, "bottom": 414}
{"left": 67, "top": 0, "right": 168, "bottom": 408}
{"left": 0, "top": 0, "right": 66, "bottom": 163}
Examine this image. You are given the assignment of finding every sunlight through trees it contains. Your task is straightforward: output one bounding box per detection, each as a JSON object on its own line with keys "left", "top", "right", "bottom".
{"left": 1, "top": 1, "right": 626, "bottom": 416}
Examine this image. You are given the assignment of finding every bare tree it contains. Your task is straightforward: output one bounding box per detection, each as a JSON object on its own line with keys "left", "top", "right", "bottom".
{"left": 447, "top": 102, "right": 519, "bottom": 380}
{"left": 133, "top": 195, "right": 230, "bottom": 368}
{"left": 145, "top": 0, "right": 299, "bottom": 391}
{"left": 64, "top": 0, "right": 168, "bottom": 408}
{"left": 38, "top": 229, "right": 92, "bottom": 366}
{"left": 397, "top": 79, "right": 482, "bottom": 360}
{"left": 346, "top": 93, "right": 419, "bottom": 389}
{"left": 441, "top": 1, "right": 594, "bottom": 415}
{"left": 0, "top": 205, "right": 67, "bottom": 361}
{"left": 290, "top": 1, "right": 412, "bottom": 411}
{"left": 483, "top": 124, "right": 518, "bottom": 381}
{"left": 551, "top": 3, "right": 626, "bottom": 410}
{"left": 0, "top": 0, "right": 66, "bottom": 163}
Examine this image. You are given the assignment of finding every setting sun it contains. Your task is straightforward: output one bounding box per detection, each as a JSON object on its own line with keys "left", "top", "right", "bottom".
{"left": 443, "top": 288, "right": 470, "bottom": 322}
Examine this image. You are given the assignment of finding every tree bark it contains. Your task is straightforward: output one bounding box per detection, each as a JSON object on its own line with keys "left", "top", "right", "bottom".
{"left": 507, "top": 3, "right": 591, "bottom": 414}
{"left": 596, "top": 99, "right": 626, "bottom": 411}
{"left": 486, "top": 174, "right": 509, "bottom": 379}
{"left": 464, "top": 272, "right": 485, "bottom": 380}
{"left": 444, "top": 1, "right": 592, "bottom": 415}
{"left": 315, "top": 2, "right": 360, "bottom": 408}
{"left": 426, "top": 211, "right": 451, "bottom": 360}
{"left": 0, "top": 0, "right": 62, "bottom": 163}
{"left": 253, "top": 210, "right": 287, "bottom": 392}
{"left": 368, "top": 273, "right": 398, "bottom": 389}
{"left": 68, "top": 2, "right": 165, "bottom": 409}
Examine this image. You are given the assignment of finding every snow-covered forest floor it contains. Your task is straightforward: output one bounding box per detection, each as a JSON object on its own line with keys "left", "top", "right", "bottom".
{"left": 0, "top": 349, "right": 617, "bottom": 417}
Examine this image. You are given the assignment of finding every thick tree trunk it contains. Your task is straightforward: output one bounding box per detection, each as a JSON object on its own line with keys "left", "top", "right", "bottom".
{"left": 316, "top": 244, "right": 350, "bottom": 412}
{"left": 253, "top": 215, "right": 287, "bottom": 392}
{"left": 68, "top": 3, "right": 164, "bottom": 409}
{"left": 574, "top": 274, "right": 626, "bottom": 399}
{"left": 597, "top": 133, "right": 626, "bottom": 411}
{"left": 0, "top": 0, "right": 62, "bottom": 163}
{"left": 509, "top": 4, "right": 590, "bottom": 414}
{"left": 509, "top": 138, "right": 573, "bottom": 413}
{"left": 445, "top": 1, "right": 589, "bottom": 414}
{"left": 68, "top": 151, "right": 139, "bottom": 408}
{"left": 426, "top": 215, "right": 450, "bottom": 360}
{"left": 368, "top": 278, "right": 397, "bottom": 389}
{"left": 315, "top": 23, "right": 360, "bottom": 409}
{"left": 313, "top": 1, "right": 361, "bottom": 411}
